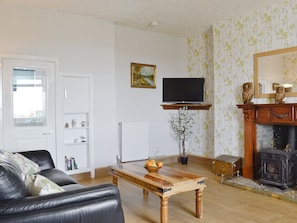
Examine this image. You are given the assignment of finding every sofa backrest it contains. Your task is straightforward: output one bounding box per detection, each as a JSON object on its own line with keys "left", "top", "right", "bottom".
{"left": 19, "top": 150, "right": 55, "bottom": 171}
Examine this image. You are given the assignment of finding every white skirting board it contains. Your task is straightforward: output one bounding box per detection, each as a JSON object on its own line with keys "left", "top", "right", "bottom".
{"left": 118, "top": 122, "right": 149, "bottom": 162}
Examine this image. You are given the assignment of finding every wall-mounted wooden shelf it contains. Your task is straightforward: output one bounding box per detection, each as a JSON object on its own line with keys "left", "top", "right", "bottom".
{"left": 161, "top": 104, "right": 212, "bottom": 110}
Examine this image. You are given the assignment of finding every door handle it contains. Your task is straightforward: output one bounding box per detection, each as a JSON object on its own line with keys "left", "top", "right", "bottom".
{"left": 42, "top": 131, "right": 54, "bottom": 135}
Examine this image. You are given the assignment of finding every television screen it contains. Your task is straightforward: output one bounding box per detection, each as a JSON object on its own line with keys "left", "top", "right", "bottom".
{"left": 162, "top": 77, "right": 205, "bottom": 103}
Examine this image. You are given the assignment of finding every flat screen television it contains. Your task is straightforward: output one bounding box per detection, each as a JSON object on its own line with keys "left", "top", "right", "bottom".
{"left": 162, "top": 77, "right": 205, "bottom": 103}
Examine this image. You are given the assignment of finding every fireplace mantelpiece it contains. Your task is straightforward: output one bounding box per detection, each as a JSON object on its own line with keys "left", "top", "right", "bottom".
{"left": 237, "top": 103, "right": 297, "bottom": 179}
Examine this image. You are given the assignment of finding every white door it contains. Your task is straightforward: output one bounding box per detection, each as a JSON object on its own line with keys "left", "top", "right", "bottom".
{"left": 2, "top": 57, "right": 57, "bottom": 163}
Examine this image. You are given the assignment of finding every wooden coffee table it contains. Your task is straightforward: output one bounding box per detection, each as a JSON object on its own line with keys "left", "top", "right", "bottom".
{"left": 109, "top": 162, "right": 206, "bottom": 223}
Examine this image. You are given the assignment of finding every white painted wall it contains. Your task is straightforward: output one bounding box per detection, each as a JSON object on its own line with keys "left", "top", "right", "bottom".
{"left": 0, "top": 3, "right": 117, "bottom": 167}
{"left": 0, "top": 2, "right": 187, "bottom": 168}
{"left": 115, "top": 26, "right": 187, "bottom": 157}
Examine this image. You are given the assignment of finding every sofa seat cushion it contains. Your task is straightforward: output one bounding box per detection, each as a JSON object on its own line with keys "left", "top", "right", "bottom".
{"left": 40, "top": 168, "right": 78, "bottom": 186}
{"left": 0, "top": 162, "right": 28, "bottom": 200}
{"left": 24, "top": 174, "right": 65, "bottom": 196}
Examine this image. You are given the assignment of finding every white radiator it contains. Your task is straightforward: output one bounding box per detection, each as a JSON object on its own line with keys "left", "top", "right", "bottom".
{"left": 118, "top": 122, "right": 149, "bottom": 162}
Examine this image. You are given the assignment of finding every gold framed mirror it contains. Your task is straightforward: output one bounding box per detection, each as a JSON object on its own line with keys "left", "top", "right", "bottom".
{"left": 254, "top": 46, "right": 297, "bottom": 98}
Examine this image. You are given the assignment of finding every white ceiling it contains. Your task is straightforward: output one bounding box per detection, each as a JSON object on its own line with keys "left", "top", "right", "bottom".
{"left": 1, "top": 0, "right": 285, "bottom": 38}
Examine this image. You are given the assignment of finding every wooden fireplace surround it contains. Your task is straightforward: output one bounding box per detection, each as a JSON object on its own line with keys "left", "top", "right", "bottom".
{"left": 237, "top": 103, "right": 297, "bottom": 179}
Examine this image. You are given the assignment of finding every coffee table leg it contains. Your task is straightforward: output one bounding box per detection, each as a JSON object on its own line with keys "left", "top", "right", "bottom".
{"left": 143, "top": 189, "right": 148, "bottom": 195}
{"left": 160, "top": 197, "right": 169, "bottom": 223}
{"left": 112, "top": 176, "right": 118, "bottom": 186}
{"left": 195, "top": 189, "right": 203, "bottom": 218}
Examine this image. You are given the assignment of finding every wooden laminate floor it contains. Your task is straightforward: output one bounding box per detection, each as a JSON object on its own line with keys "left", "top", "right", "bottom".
{"left": 78, "top": 162, "right": 297, "bottom": 223}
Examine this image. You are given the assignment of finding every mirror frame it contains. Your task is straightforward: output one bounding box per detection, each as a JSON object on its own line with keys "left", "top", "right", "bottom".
{"left": 254, "top": 46, "right": 297, "bottom": 98}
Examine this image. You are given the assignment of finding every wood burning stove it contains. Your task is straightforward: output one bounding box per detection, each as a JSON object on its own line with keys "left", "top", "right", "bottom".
{"left": 259, "top": 148, "right": 297, "bottom": 189}
{"left": 258, "top": 125, "right": 297, "bottom": 189}
{"left": 259, "top": 125, "right": 297, "bottom": 189}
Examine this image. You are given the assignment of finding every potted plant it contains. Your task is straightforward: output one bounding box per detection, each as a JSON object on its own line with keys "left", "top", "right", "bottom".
{"left": 169, "top": 107, "right": 195, "bottom": 164}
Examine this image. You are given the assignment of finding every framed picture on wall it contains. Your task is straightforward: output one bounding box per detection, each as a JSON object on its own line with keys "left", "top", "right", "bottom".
{"left": 130, "top": 63, "right": 156, "bottom": 88}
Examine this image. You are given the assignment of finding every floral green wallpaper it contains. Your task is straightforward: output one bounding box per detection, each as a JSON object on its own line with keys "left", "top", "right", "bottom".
{"left": 187, "top": 0, "right": 297, "bottom": 158}
{"left": 187, "top": 28, "right": 215, "bottom": 157}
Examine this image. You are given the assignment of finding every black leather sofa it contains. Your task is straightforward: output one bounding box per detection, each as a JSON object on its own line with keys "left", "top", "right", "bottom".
{"left": 0, "top": 150, "right": 125, "bottom": 223}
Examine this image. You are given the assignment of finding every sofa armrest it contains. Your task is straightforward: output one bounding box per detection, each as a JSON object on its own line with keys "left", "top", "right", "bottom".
{"left": 0, "top": 184, "right": 125, "bottom": 223}
{"left": 0, "top": 183, "right": 119, "bottom": 214}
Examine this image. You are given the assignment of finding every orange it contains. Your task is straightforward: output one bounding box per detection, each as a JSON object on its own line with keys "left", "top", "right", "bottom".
{"left": 145, "top": 159, "right": 159, "bottom": 167}
{"left": 145, "top": 160, "right": 151, "bottom": 166}
{"left": 157, "top": 161, "right": 163, "bottom": 167}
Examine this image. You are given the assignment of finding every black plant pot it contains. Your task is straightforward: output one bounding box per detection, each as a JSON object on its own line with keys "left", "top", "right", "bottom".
{"left": 180, "top": 156, "right": 188, "bottom": 165}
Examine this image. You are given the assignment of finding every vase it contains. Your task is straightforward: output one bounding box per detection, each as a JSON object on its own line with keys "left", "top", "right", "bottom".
{"left": 179, "top": 138, "right": 188, "bottom": 164}
{"left": 180, "top": 156, "right": 188, "bottom": 164}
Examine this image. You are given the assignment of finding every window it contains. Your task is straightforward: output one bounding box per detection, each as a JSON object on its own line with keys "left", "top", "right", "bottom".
{"left": 13, "top": 68, "right": 46, "bottom": 126}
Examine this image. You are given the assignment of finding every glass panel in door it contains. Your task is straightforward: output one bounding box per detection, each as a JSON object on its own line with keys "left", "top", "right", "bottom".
{"left": 13, "top": 68, "right": 46, "bottom": 126}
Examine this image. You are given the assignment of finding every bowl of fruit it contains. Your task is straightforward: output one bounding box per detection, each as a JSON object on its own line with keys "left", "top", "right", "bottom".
{"left": 144, "top": 159, "right": 163, "bottom": 173}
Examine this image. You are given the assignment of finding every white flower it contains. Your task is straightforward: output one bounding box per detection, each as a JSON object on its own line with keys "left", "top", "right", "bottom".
{"left": 169, "top": 107, "right": 195, "bottom": 156}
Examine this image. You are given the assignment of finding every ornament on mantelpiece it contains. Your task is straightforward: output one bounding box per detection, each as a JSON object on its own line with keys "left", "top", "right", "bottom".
{"left": 275, "top": 86, "right": 285, "bottom": 104}
{"left": 242, "top": 82, "right": 254, "bottom": 104}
